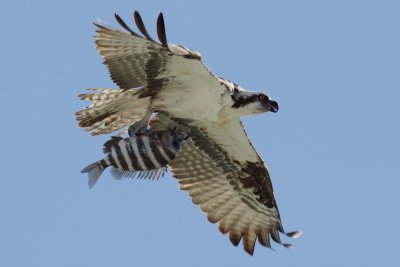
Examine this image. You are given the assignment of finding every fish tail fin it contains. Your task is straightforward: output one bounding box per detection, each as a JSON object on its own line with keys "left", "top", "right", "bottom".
{"left": 81, "top": 162, "right": 105, "bottom": 189}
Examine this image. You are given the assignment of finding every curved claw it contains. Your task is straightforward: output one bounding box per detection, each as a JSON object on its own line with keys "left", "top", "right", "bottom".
{"left": 128, "top": 120, "right": 148, "bottom": 136}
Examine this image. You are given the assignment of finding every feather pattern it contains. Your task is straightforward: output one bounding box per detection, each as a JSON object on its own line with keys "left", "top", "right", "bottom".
{"left": 76, "top": 11, "right": 231, "bottom": 135}
{"left": 94, "top": 11, "right": 210, "bottom": 96}
{"left": 165, "top": 118, "right": 300, "bottom": 254}
{"left": 75, "top": 87, "right": 149, "bottom": 135}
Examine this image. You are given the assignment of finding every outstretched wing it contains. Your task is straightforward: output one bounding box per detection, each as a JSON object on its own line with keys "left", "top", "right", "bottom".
{"left": 168, "top": 118, "right": 301, "bottom": 255}
{"left": 95, "top": 11, "right": 226, "bottom": 97}
{"left": 76, "top": 11, "right": 232, "bottom": 135}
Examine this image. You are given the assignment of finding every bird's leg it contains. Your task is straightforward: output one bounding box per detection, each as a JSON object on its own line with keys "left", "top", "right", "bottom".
{"left": 156, "top": 111, "right": 190, "bottom": 139}
{"left": 128, "top": 109, "right": 153, "bottom": 137}
{"left": 157, "top": 111, "right": 172, "bottom": 128}
{"left": 157, "top": 112, "right": 180, "bottom": 132}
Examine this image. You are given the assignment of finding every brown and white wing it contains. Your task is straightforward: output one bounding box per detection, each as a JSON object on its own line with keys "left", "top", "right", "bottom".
{"left": 169, "top": 118, "right": 301, "bottom": 255}
{"left": 76, "top": 11, "right": 230, "bottom": 135}
{"left": 95, "top": 11, "right": 224, "bottom": 97}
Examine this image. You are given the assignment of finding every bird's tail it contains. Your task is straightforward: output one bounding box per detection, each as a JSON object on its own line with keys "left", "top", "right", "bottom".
{"left": 81, "top": 162, "right": 105, "bottom": 188}
{"left": 75, "top": 87, "right": 150, "bottom": 136}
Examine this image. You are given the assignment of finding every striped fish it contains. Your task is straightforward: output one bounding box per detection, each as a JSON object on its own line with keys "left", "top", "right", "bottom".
{"left": 81, "top": 129, "right": 188, "bottom": 188}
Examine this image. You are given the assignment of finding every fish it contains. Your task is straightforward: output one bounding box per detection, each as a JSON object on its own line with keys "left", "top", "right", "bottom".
{"left": 81, "top": 128, "right": 188, "bottom": 188}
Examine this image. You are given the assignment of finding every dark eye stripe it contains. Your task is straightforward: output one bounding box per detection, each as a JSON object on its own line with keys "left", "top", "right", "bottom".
{"left": 232, "top": 94, "right": 258, "bottom": 108}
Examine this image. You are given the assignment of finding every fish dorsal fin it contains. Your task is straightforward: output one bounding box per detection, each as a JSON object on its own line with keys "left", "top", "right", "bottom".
{"left": 103, "top": 136, "right": 123, "bottom": 154}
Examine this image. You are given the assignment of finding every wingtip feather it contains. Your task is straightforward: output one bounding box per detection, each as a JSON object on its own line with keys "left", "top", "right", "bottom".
{"left": 156, "top": 12, "right": 169, "bottom": 48}
{"left": 133, "top": 10, "right": 154, "bottom": 41}
{"left": 286, "top": 230, "right": 303, "bottom": 239}
{"left": 114, "top": 13, "right": 138, "bottom": 36}
{"left": 229, "top": 232, "right": 243, "bottom": 247}
{"left": 243, "top": 232, "right": 257, "bottom": 256}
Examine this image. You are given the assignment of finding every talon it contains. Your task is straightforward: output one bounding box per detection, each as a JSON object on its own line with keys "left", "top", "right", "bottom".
{"left": 170, "top": 126, "right": 177, "bottom": 136}
{"left": 128, "top": 120, "right": 149, "bottom": 136}
{"left": 184, "top": 133, "right": 190, "bottom": 140}
{"left": 128, "top": 109, "right": 154, "bottom": 137}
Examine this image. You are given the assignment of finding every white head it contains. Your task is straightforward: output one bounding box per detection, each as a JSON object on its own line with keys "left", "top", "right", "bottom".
{"left": 231, "top": 86, "right": 279, "bottom": 116}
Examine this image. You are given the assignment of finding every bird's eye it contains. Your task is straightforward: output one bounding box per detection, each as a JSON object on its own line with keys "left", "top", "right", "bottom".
{"left": 258, "top": 94, "right": 266, "bottom": 100}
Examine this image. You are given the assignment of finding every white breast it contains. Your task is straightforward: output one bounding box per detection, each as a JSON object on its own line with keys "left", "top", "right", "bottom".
{"left": 152, "top": 75, "right": 233, "bottom": 122}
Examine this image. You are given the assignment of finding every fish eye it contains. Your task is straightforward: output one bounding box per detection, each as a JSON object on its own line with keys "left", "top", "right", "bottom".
{"left": 258, "top": 94, "right": 266, "bottom": 100}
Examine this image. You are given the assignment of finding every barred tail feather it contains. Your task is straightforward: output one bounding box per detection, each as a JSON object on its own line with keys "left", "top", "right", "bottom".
{"left": 75, "top": 87, "right": 150, "bottom": 136}
{"left": 81, "top": 162, "right": 105, "bottom": 188}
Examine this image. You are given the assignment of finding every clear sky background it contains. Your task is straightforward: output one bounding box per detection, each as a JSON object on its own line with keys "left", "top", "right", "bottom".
{"left": 1, "top": 0, "right": 399, "bottom": 266}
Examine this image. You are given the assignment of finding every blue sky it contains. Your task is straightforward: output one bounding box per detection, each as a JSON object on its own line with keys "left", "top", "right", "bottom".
{"left": 1, "top": 0, "right": 399, "bottom": 266}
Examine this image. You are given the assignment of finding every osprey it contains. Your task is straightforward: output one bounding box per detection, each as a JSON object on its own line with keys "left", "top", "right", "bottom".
{"left": 76, "top": 10, "right": 301, "bottom": 255}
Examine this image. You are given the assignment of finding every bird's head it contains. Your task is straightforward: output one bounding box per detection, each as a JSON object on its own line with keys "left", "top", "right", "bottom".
{"left": 231, "top": 89, "right": 279, "bottom": 116}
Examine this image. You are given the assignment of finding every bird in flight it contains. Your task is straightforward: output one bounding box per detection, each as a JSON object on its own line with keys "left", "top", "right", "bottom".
{"left": 76, "top": 10, "right": 301, "bottom": 255}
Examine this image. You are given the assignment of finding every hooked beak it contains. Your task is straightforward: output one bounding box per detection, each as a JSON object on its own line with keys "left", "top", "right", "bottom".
{"left": 268, "top": 100, "right": 279, "bottom": 113}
